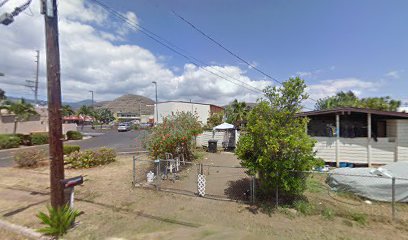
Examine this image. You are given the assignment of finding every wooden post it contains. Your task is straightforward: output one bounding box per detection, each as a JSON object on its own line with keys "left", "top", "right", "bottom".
{"left": 367, "top": 113, "right": 372, "bottom": 167}
{"left": 336, "top": 114, "right": 340, "bottom": 167}
{"left": 44, "top": 0, "right": 65, "bottom": 208}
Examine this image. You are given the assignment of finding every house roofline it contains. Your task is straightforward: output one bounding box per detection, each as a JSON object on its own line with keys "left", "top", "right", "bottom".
{"left": 298, "top": 107, "right": 408, "bottom": 118}
{"left": 157, "top": 100, "right": 224, "bottom": 109}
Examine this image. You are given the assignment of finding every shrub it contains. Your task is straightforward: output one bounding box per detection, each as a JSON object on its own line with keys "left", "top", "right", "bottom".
{"left": 66, "top": 131, "right": 83, "bottom": 140}
{"left": 31, "top": 132, "right": 49, "bottom": 145}
{"left": 65, "top": 147, "right": 116, "bottom": 168}
{"left": 15, "top": 134, "right": 32, "bottom": 146}
{"left": 236, "top": 77, "right": 322, "bottom": 198}
{"left": 15, "top": 149, "right": 47, "bottom": 168}
{"left": 146, "top": 112, "right": 202, "bottom": 161}
{"left": 293, "top": 200, "right": 315, "bottom": 216}
{"left": 63, "top": 145, "right": 80, "bottom": 155}
{"left": 0, "top": 134, "right": 20, "bottom": 149}
{"left": 37, "top": 205, "right": 80, "bottom": 237}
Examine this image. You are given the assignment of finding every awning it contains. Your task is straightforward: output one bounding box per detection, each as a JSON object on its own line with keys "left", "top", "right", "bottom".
{"left": 213, "top": 122, "right": 235, "bottom": 130}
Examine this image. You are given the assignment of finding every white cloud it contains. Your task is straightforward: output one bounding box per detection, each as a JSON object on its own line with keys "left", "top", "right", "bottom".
{"left": 307, "top": 78, "right": 380, "bottom": 100}
{"left": 385, "top": 70, "right": 404, "bottom": 79}
{"left": 0, "top": 0, "right": 269, "bottom": 106}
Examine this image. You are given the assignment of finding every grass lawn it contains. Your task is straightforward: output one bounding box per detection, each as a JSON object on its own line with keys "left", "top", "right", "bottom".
{"left": 1, "top": 153, "right": 408, "bottom": 240}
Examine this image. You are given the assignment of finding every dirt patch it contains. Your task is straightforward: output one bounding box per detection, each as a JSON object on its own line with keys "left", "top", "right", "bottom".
{"left": 0, "top": 153, "right": 408, "bottom": 239}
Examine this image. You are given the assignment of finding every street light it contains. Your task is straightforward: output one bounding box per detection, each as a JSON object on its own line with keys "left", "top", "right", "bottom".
{"left": 89, "top": 90, "right": 94, "bottom": 109}
{"left": 152, "top": 81, "right": 158, "bottom": 124}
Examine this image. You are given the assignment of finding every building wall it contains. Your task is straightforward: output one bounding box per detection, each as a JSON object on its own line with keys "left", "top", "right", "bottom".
{"left": 314, "top": 137, "right": 396, "bottom": 164}
{"left": 155, "top": 102, "right": 211, "bottom": 125}
{"left": 396, "top": 120, "right": 408, "bottom": 161}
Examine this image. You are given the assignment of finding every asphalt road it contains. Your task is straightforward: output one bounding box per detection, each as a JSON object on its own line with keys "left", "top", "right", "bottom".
{"left": 0, "top": 129, "right": 148, "bottom": 168}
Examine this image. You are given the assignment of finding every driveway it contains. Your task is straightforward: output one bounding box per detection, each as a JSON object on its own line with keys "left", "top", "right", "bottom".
{"left": 0, "top": 129, "right": 148, "bottom": 168}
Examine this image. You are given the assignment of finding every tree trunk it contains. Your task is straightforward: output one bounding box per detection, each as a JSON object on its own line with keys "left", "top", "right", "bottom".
{"left": 13, "top": 120, "right": 17, "bottom": 134}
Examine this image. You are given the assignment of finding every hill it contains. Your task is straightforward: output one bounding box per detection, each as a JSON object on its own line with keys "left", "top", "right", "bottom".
{"left": 96, "top": 94, "right": 155, "bottom": 115}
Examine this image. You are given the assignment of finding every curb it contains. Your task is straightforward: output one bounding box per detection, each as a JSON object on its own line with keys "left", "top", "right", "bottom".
{"left": 0, "top": 219, "right": 50, "bottom": 240}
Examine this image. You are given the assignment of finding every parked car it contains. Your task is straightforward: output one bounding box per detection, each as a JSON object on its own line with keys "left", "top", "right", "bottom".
{"left": 117, "top": 122, "right": 131, "bottom": 132}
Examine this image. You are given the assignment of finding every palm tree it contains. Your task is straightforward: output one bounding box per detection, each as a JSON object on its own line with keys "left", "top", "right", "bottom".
{"left": 61, "top": 104, "right": 75, "bottom": 117}
{"left": 227, "top": 99, "right": 249, "bottom": 128}
{"left": 77, "top": 105, "right": 93, "bottom": 129}
{"left": 4, "top": 99, "right": 38, "bottom": 134}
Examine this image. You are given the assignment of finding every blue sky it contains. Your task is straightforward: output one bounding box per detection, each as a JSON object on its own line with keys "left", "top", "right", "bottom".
{"left": 0, "top": 0, "right": 407, "bottom": 106}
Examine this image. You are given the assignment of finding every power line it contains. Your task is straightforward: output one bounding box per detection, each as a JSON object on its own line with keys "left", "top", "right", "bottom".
{"left": 171, "top": 10, "right": 320, "bottom": 103}
{"left": 172, "top": 10, "right": 282, "bottom": 86}
{"left": 88, "top": 0, "right": 264, "bottom": 94}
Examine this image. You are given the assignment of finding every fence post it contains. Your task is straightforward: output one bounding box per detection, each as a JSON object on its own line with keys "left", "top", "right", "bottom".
{"left": 275, "top": 173, "right": 279, "bottom": 208}
{"left": 251, "top": 175, "right": 256, "bottom": 204}
{"left": 392, "top": 177, "right": 396, "bottom": 221}
{"left": 132, "top": 156, "right": 136, "bottom": 186}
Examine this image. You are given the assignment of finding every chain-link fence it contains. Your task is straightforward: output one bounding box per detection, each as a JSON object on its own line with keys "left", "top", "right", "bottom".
{"left": 132, "top": 154, "right": 256, "bottom": 203}
{"left": 132, "top": 154, "right": 407, "bottom": 221}
{"left": 271, "top": 169, "right": 408, "bottom": 221}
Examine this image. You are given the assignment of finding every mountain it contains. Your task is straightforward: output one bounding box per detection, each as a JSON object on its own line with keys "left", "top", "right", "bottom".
{"left": 98, "top": 94, "right": 155, "bottom": 115}
{"left": 64, "top": 99, "right": 94, "bottom": 109}
{"left": 6, "top": 94, "right": 155, "bottom": 115}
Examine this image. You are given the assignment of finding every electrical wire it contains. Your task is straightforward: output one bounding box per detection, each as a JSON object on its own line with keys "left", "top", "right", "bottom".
{"left": 171, "top": 10, "right": 320, "bottom": 103}
{"left": 89, "top": 0, "right": 264, "bottom": 94}
{"left": 0, "top": 0, "right": 9, "bottom": 8}
{"left": 88, "top": 0, "right": 318, "bottom": 110}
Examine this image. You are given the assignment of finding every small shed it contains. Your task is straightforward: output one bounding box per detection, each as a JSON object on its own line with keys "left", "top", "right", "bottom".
{"left": 298, "top": 107, "right": 408, "bottom": 167}
{"left": 213, "top": 122, "right": 237, "bottom": 149}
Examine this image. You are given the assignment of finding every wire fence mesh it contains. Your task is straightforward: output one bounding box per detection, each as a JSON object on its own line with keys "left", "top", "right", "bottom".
{"left": 132, "top": 153, "right": 408, "bottom": 221}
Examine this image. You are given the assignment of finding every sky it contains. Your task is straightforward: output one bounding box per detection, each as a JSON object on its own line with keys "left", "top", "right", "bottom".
{"left": 0, "top": 0, "right": 407, "bottom": 108}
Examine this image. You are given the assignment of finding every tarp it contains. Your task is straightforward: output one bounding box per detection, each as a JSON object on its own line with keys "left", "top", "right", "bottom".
{"left": 213, "top": 122, "right": 235, "bottom": 130}
{"left": 327, "top": 162, "right": 408, "bottom": 202}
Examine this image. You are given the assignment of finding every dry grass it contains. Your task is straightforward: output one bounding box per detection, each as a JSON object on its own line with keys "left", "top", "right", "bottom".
{"left": 0, "top": 153, "right": 408, "bottom": 240}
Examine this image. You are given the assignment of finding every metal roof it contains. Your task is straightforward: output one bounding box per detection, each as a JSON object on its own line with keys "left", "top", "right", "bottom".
{"left": 158, "top": 100, "right": 224, "bottom": 108}
{"left": 298, "top": 107, "right": 408, "bottom": 119}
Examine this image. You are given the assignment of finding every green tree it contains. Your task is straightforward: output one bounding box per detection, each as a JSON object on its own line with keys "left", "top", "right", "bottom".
{"left": 0, "top": 88, "right": 5, "bottom": 100}
{"left": 77, "top": 105, "right": 94, "bottom": 129}
{"left": 93, "top": 108, "right": 114, "bottom": 128}
{"left": 236, "top": 77, "right": 321, "bottom": 198}
{"left": 61, "top": 104, "right": 75, "bottom": 117}
{"left": 315, "top": 91, "right": 401, "bottom": 111}
{"left": 4, "top": 99, "right": 38, "bottom": 134}
{"left": 206, "top": 111, "right": 224, "bottom": 129}
{"left": 226, "top": 99, "right": 250, "bottom": 128}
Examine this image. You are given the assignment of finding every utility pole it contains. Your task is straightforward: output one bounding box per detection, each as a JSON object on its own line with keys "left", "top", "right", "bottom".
{"left": 25, "top": 50, "right": 40, "bottom": 105}
{"left": 35, "top": 50, "right": 39, "bottom": 105}
{"left": 152, "top": 81, "right": 158, "bottom": 124}
{"left": 43, "top": 0, "right": 64, "bottom": 208}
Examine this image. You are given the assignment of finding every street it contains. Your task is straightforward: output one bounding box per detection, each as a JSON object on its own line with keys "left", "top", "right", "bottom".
{"left": 0, "top": 129, "right": 148, "bottom": 168}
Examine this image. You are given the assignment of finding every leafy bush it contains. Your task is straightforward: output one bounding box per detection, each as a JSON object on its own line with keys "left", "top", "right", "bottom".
{"left": 37, "top": 205, "right": 80, "bottom": 237}
{"left": 31, "top": 132, "right": 49, "bottom": 145}
{"left": 63, "top": 145, "right": 80, "bottom": 155}
{"left": 65, "top": 147, "right": 116, "bottom": 168}
{"left": 14, "top": 149, "right": 47, "bottom": 168}
{"left": 293, "top": 200, "right": 315, "bottom": 215}
{"left": 0, "top": 134, "right": 20, "bottom": 149}
{"left": 66, "top": 131, "right": 83, "bottom": 140}
{"left": 146, "top": 112, "right": 202, "bottom": 161}
{"left": 236, "top": 77, "right": 322, "bottom": 198}
{"left": 15, "top": 133, "right": 32, "bottom": 146}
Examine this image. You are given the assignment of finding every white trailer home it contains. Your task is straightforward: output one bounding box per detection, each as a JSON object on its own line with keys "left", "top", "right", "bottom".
{"left": 299, "top": 107, "right": 408, "bottom": 167}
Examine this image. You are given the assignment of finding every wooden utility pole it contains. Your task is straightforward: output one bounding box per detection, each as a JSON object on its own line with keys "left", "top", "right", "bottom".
{"left": 44, "top": 0, "right": 64, "bottom": 208}
{"left": 34, "top": 50, "right": 40, "bottom": 105}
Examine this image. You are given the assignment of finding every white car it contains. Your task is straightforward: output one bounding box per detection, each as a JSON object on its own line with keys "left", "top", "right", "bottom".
{"left": 117, "top": 123, "right": 131, "bottom": 132}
